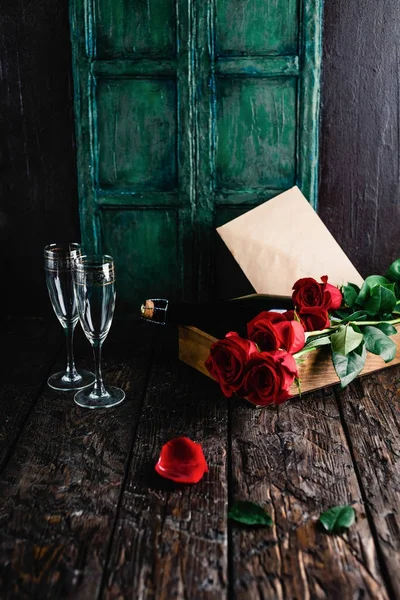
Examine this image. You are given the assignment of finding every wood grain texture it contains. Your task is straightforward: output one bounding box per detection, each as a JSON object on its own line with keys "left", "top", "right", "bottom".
{"left": 178, "top": 324, "right": 400, "bottom": 398}
{"left": 0, "top": 321, "right": 158, "bottom": 599}
{"left": 319, "top": 0, "right": 400, "bottom": 277}
{"left": 0, "top": 0, "right": 80, "bottom": 317}
{"left": 229, "top": 389, "right": 390, "bottom": 599}
{"left": 1, "top": 319, "right": 400, "bottom": 597}
{"left": 337, "top": 368, "right": 400, "bottom": 599}
{"left": 102, "top": 325, "right": 228, "bottom": 599}
{"left": 0, "top": 319, "right": 61, "bottom": 472}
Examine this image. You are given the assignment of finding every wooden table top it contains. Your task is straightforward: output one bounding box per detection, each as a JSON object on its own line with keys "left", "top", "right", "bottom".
{"left": 0, "top": 317, "right": 399, "bottom": 600}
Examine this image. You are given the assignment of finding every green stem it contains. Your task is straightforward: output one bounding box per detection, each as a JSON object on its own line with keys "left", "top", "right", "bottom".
{"left": 304, "top": 317, "right": 400, "bottom": 342}
{"left": 351, "top": 318, "right": 400, "bottom": 326}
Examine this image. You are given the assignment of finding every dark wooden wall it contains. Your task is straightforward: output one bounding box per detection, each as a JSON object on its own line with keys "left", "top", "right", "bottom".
{"left": 0, "top": 0, "right": 80, "bottom": 317}
{"left": 319, "top": 0, "right": 400, "bottom": 279}
{"left": 1, "top": 0, "right": 399, "bottom": 316}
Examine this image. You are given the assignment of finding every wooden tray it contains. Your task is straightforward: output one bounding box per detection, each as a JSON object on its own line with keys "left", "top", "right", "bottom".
{"left": 179, "top": 324, "right": 400, "bottom": 398}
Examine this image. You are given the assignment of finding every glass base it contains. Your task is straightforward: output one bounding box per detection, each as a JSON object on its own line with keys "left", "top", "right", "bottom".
{"left": 47, "top": 369, "right": 95, "bottom": 392}
{"left": 74, "top": 385, "right": 125, "bottom": 409}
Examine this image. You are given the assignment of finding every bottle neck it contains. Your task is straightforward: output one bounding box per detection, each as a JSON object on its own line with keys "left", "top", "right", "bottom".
{"left": 140, "top": 293, "right": 293, "bottom": 328}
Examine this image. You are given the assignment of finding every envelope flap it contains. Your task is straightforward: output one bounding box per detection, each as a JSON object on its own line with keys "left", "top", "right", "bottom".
{"left": 216, "top": 186, "right": 364, "bottom": 296}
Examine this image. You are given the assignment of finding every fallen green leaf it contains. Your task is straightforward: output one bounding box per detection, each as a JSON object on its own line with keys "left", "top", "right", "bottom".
{"left": 228, "top": 501, "right": 273, "bottom": 526}
{"left": 319, "top": 505, "right": 356, "bottom": 533}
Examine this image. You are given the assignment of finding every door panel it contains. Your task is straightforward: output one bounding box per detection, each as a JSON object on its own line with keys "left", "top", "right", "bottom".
{"left": 100, "top": 208, "right": 180, "bottom": 314}
{"left": 95, "top": 0, "right": 176, "bottom": 58}
{"left": 71, "top": 0, "right": 322, "bottom": 314}
{"left": 96, "top": 78, "right": 177, "bottom": 190}
{"left": 216, "top": 77, "right": 297, "bottom": 189}
{"left": 215, "top": 0, "right": 299, "bottom": 56}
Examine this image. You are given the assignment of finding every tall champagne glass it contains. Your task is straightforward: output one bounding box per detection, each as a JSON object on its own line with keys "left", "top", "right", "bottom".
{"left": 44, "top": 243, "right": 95, "bottom": 391}
{"left": 72, "top": 255, "right": 125, "bottom": 409}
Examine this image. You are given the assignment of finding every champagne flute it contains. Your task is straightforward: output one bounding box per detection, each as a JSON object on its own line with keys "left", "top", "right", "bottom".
{"left": 72, "top": 254, "right": 125, "bottom": 409}
{"left": 44, "top": 243, "right": 95, "bottom": 391}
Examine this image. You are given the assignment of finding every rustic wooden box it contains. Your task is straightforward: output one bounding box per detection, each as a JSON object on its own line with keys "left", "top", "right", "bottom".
{"left": 179, "top": 324, "right": 400, "bottom": 398}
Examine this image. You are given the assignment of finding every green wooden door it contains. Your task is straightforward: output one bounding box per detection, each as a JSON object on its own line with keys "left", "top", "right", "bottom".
{"left": 70, "top": 0, "right": 322, "bottom": 314}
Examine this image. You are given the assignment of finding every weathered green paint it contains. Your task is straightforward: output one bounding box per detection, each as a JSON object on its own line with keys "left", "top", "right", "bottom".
{"left": 95, "top": 0, "right": 176, "bottom": 58}
{"left": 215, "top": 0, "right": 299, "bottom": 55}
{"left": 96, "top": 78, "right": 177, "bottom": 190}
{"left": 70, "top": 0, "right": 323, "bottom": 311}
{"left": 216, "top": 77, "right": 297, "bottom": 189}
{"left": 100, "top": 208, "right": 180, "bottom": 315}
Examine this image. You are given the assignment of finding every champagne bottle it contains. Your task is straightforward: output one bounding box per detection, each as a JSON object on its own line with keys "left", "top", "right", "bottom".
{"left": 140, "top": 293, "right": 293, "bottom": 332}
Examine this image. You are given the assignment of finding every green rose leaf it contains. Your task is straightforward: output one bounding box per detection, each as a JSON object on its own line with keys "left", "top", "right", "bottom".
{"left": 331, "top": 325, "right": 363, "bottom": 356}
{"left": 356, "top": 275, "right": 391, "bottom": 305}
{"left": 228, "top": 501, "right": 273, "bottom": 526}
{"left": 337, "top": 310, "right": 368, "bottom": 323}
{"left": 373, "top": 322, "right": 398, "bottom": 336}
{"left": 332, "top": 342, "right": 367, "bottom": 388}
{"left": 304, "top": 335, "right": 332, "bottom": 349}
{"left": 363, "top": 284, "right": 397, "bottom": 316}
{"left": 362, "top": 326, "right": 397, "bottom": 363}
{"left": 343, "top": 283, "right": 360, "bottom": 308}
{"left": 319, "top": 505, "right": 356, "bottom": 533}
{"left": 385, "top": 258, "right": 400, "bottom": 282}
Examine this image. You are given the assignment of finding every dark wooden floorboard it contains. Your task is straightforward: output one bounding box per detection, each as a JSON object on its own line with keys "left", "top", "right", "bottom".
{"left": 0, "top": 318, "right": 61, "bottom": 472}
{"left": 229, "top": 388, "right": 390, "bottom": 600}
{"left": 0, "top": 321, "right": 158, "bottom": 599}
{"left": 1, "top": 319, "right": 400, "bottom": 599}
{"left": 101, "top": 325, "right": 229, "bottom": 600}
{"left": 337, "top": 366, "right": 400, "bottom": 600}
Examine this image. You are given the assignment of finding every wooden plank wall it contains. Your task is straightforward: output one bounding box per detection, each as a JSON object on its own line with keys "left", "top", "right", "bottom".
{"left": 1, "top": 0, "right": 400, "bottom": 316}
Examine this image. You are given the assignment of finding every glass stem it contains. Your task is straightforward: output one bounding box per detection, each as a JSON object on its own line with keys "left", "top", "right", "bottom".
{"left": 92, "top": 339, "right": 107, "bottom": 397}
{"left": 65, "top": 322, "right": 79, "bottom": 380}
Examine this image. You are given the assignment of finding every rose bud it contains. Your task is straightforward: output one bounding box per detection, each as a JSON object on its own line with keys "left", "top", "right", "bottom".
{"left": 205, "top": 332, "right": 258, "bottom": 397}
{"left": 155, "top": 437, "right": 208, "bottom": 484}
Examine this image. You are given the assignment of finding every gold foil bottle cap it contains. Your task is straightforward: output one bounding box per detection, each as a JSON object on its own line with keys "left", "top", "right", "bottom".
{"left": 140, "top": 299, "right": 169, "bottom": 324}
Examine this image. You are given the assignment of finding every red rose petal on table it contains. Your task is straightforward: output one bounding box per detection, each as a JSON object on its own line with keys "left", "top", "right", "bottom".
{"left": 155, "top": 437, "right": 208, "bottom": 484}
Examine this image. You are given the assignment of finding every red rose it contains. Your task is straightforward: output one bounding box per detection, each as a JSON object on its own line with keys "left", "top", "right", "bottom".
{"left": 283, "top": 310, "right": 296, "bottom": 321}
{"left": 155, "top": 437, "right": 208, "bottom": 484}
{"left": 292, "top": 276, "right": 342, "bottom": 312}
{"left": 273, "top": 320, "right": 305, "bottom": 353}
{"left": 205, "top": 332, "right": 258, "bottom": 397}
{"left": 242, "top": 350, "right": 298, "bottom": 406}
{"left": 321, "top": 276, "right": 343, "bottom": 310}
{"left": 247, "top": 311, "right": 285, "bottom": 351}
{"left": 297, "top": 307, "right": 330, "bottom": 331}
{"left": 247, "top": 311, "right": 305, "bottom": 354}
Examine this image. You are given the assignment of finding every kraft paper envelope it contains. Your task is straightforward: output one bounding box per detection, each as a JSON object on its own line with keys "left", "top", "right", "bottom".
{"left": 217, "top": 186, "right": 364, "bottom": 296}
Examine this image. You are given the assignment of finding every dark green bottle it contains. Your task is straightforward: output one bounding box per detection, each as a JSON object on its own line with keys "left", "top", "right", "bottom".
{"left": 141, "top": 293, "right": 293, "bottom": 334}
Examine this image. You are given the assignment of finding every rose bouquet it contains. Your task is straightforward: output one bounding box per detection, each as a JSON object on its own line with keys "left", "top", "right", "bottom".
{"left": 205, "top": 259, "right": 400, "bottom": 406}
